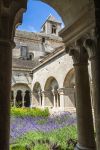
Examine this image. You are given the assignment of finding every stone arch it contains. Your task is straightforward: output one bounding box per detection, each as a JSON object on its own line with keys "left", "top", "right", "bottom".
{"left": 12, "top": 83, "right": 31, "bottom": 107}
{"left": 63, "top": 68, "right": 75, "bottom": 88}
{"left": 44, "top": 76, "right": 60, "bottom": 107}
{"left": 44, "top": 76, "right": 59, "bottom": 91}
{"left": 33, "top": 82, "right": 42, "bottom": 106}
{"left": 41, "top": 0, "right": 91, "bottom": 26}
{"left": 63, "top": 68, "right": 76, "bottom": 108}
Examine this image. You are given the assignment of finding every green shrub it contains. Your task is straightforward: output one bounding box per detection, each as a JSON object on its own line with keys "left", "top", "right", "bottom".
{"left": 11, "top": 126, "right": 77, "bottom": 150}
{"left": 33, "top": 144, "right": 49, "bottom": 150}
{"left": 11, "top": 107, "right": 50, "bottom": 117}
{"left": 10, "top": 144, "right": 25, "bottom": 150}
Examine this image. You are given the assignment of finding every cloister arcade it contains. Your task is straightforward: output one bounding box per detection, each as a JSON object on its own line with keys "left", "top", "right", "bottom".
{"left": 32, "top": 70, "right": 76, "bottom": 111}
{"left": 33, "top": 82, "right": 42, "bottom": 106}
{"left": 11, "top": 83, "right": 31, "bottom": 107}
{"left": 0, "top": 0, "right": 100, "bottom": 150}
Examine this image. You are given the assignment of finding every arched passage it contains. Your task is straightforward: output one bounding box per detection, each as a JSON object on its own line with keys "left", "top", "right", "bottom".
{"left": 63, "top": 68, "right": 75, "bottom": 88}
{"left": 12, "top": 83, "right": 31, "bottom": 107}
{"left": 16, "top": 90, "right": 23, "bottom": 107}
{"left": 0, "top": 0, "right": 96, "bottom": 149}
{"left": 44, "top": 77, "right": 60, "bottom": 108}
{"left": 63, "top": 68, "right": 76, "bottom": 108}
{"left": 24, "top": 90, "right": 31, "bottom": 107}
{"left": 33, "top": 82, "right": 42, "bottom": 106}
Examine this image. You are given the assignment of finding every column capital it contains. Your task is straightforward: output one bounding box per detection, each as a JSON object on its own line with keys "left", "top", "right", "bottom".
{"left": 69, "top": 39, "right": 88, "bottom": 66}
{"left": 58, "top": 88, "right": 65, "bottom": 95}
{"left": 84, "top": 39, "right": 97, "bottom": 60}
{"left": 22, "top": 91, "right": 25, "bottom": 97}
{"left": 0, "top": 0, "right": 27, "bottom": 43}
{"left": 52, "top": 89, "right": 57, "bottom": 95}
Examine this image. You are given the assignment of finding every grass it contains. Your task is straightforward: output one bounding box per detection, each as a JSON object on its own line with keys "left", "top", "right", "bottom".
{"left": 10, "top": 125, "right": 77, "bottom": 150}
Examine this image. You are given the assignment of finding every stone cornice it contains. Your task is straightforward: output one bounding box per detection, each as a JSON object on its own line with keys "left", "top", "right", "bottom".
{"left": 12, "top": 68, "right": 31, "bottom": 72}
{"left": 59, "top": 8, "right": 95, "bottom": 47}
{"left": 15, "top": 30, "right": 63, "bottom": 42}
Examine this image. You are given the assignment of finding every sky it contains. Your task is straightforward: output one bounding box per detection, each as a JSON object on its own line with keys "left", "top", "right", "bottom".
{"left": 17, "top": 0, "right": 64, "bottom": 32}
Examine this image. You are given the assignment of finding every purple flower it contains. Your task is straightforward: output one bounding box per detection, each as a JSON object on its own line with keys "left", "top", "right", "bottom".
{"left": 10, "top": 111, "right": 76, "bottom": 143}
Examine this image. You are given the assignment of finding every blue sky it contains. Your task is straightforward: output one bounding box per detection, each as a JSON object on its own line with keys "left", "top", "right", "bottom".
{"left": 17, "top": 0, "right": 63, "bottom": 32}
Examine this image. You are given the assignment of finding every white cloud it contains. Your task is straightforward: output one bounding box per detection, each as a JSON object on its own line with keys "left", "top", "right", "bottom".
{"left": 61, "top": 23, "right": 65, "bottom": 28}
{"left": 27, "top": 25, "right": 37, "bottom": 32}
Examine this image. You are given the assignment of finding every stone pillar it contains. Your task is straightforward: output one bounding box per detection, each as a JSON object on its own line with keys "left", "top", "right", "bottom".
{"left": 0, "top": 1, "right": 27, "bottom": 149}
{"left": 13, "top": 91, "right": 17, "bottom": 107}
{"left": 69, "top": 40, "right": 96, "bottom": 150}
{"left": 22, "top": 91, "right": 25, "bottom": 108}
{"left": 85, "top": 38, "right": 100, "bottom": 149}
{"left": 56, "top": 92, "right": 60, "bottom": 107}
{"left": 0, "top": 40, "right": 12, "bottom": 149}
{"left": 38, "top": 90, "right": 42, "bottom": 106}
{"left": 52, "top": 89, "right": 56, "bottom": 108}
{"left": 41, "top": 91, "right": 46, "bottom": 108}
{"left": 30, "top": 91, "right": 33, "bottom": 108}
{"left": 58, "top": 88, "right": 65, "bottom": 111}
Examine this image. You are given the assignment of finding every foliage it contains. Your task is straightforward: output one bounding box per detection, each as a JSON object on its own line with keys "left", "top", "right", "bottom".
{"left": 11, "top": 107, "right": 50, "bottom": 117}
{"left": 10, "top": 126, "right": 77, "bottom": 150}
{"left": 10, "top": 111, "right": 77, "bottom": 149}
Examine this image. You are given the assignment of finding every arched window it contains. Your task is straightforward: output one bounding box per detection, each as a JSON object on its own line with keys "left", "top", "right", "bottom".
{"left": 52, "top": 24, "right": 57, "bottom": 34}
{"left": 24, "top": 90, "right": 30, "bottom": 107}
{"left": 16, "top": 90, "right": 22, "bottom": 107}
{"left": 28, "top": 53, "right": 34, "bottom": 60}
{"left": 42, "top": 37, "right": 45, "bottom": 43}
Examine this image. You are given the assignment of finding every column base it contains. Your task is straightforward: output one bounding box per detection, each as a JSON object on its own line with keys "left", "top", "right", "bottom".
{"left": 74, "top": 143, "right": 96, "bottom": 150}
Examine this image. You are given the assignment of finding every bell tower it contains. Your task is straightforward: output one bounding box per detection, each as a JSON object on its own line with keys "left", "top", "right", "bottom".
{"left": 41, "top": 14, "right": 62, "bottom": 35}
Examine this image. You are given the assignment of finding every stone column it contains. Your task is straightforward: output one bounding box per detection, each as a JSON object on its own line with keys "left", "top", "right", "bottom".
{"left": 52, "top": 89, "right": 56, "bottom": 108}
{"left": 38, "top": 90, "right": 42, "bottom": 106}
{"left": 30, "top": 91, "right": 33, "bottom": 108}
{"left": 0, "top": 1, "right": 27, "bottom": 149}
{"left": 69, "top": 40, "right": 96, "bottom": 150}
{"left": 13, "top": 91, "right": 17, "bottom": 107}
{"left": 58, "top": 88, "right": 65, "bottom": 111}
{"left": 56, "top": 92, "right": 60, "bottom": 107}
{"left": 85, "top": 38, "right": 100, "bottom": 149}
{"left": 41, "top": 91, "right": 46, "bottom": 108}
{"left": 22, "top": 91, "right": 25, "bottom": 108}
{"left": 0, "top": 40, "right": 12, "bottom": 149}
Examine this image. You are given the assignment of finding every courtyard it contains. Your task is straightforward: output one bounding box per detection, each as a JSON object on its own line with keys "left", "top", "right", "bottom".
{"left": 0, "top": 0, "right": 100, "bottom": 150}
{"left": 10, "top": 108, "right": 77, "bottom": 150}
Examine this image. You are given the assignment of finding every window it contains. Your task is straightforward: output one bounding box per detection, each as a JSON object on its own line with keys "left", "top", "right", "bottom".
{"left": 28, "top": 53, "right": 34, "bottom": 60}
{"left": 52, "top": 24, "right": 57, "bottom": 34}
{"left": 21, "top": 46, "right": 28, "bottom": 58}
{"left": 42, "top": 37, "right": 45, "bottom": 43}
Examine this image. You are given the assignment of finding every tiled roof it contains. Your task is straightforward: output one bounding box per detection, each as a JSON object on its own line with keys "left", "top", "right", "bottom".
{"left": 12, "top": 58, "right": 40, "bottom": 69}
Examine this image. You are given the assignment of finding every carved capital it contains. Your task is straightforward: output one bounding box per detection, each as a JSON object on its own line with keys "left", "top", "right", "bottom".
{"left": 69, "top": 39, "right": 88, "bottom": 66}
{"left": 84, "top": 39, "right": 96, "bottom": 60}
{"left": 0, "top": 0, "right": 27, "bottom": 44}
{"left": 58, "top": 88, "right": 65, "bottom": 95}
